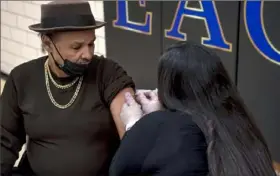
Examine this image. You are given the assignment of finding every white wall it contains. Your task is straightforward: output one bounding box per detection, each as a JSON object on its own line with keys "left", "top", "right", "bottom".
{"left": 1, "top": 1, "right": 106, "bottom": 75}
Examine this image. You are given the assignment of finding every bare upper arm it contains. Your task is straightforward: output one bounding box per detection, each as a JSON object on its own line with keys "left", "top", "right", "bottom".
{"left": 110, "top": 87, "right": 135, "bottom": 138}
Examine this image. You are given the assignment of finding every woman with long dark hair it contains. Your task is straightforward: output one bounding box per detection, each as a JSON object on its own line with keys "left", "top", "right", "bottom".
{"left": 109, "top": 41, "right": 276, "bottom": 176}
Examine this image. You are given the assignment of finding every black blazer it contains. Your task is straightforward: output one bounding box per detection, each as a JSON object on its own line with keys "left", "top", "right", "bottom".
{"left": 109, "top": 110, "right": 208, "bottom": 176}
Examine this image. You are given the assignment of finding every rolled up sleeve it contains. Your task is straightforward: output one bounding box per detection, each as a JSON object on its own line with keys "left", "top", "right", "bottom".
{"left": 100, "top": 58, "right": 135, "bottom": 106}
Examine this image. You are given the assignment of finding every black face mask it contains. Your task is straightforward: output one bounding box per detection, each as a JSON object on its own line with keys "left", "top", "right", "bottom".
{"left": 50, "top": 40, "right": 90, "bottom": 77}
{"left": 51, "top": 53, "right": 89, "bottom": 77}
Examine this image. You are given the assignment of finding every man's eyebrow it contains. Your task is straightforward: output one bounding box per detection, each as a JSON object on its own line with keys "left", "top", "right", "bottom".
{"left": 71, "top": 40, "right": 85, "bottom": 44}
{"left": 71, "top": 38, "right": 96, "bottom": 45}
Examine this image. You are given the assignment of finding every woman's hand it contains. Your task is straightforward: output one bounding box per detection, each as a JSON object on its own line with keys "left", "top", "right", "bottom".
{"left": 120, "top": 92, "right": 144, "bottom": 131}
{"left": 135, "top": 89, "right": 162, "bottom": 115}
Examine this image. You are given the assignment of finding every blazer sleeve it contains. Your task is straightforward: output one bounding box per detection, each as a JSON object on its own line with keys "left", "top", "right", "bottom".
{"left": 109, "top": 111, "right": 166, "bottom": 176}
{"left": 142, "top": 113, "right": 208, "bottom": 176}
{"left": 0, "top": 72, "right": 26, "bottom": 175}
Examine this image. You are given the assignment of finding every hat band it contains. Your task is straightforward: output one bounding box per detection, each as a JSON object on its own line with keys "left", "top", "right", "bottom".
{"left": 41, "top": 14, "right": 96, "bottom": 28}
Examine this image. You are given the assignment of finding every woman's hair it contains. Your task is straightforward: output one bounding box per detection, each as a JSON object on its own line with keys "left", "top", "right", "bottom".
{"left": 157, "top": 41, "right": 276, "bottom": 176}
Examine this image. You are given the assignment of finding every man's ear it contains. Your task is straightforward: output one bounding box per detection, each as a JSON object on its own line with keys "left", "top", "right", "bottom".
{"left": 41, "top": 35, "right": 53, "bottom": 53}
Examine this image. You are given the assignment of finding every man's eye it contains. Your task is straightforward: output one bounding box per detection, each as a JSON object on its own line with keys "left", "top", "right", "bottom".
{"left": 72, "top": 45, "right": 81, "bottom": 50}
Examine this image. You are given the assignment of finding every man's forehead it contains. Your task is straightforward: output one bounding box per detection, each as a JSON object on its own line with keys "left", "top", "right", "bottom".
{"left": 71, "top": 38, "right": 96, "bottom": 44}
{"left": 55, "top": 30, "right": 96, "bottom": 40}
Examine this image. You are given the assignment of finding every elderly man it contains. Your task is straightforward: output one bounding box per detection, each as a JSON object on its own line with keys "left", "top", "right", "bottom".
{"left": 0, "top": 1, "right": 135, "bottom": 175}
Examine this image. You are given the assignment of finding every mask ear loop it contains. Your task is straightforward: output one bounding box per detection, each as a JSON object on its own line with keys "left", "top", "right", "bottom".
{"left": 48, "top": 38, "right": 66, "bottom": 68}
{"left": 49, "top": 38, "right": 83, "bottom": 65}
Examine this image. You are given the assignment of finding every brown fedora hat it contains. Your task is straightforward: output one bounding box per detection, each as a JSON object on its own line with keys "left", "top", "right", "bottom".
{"left": 28, "top": 0, "right": 106, "bottom": 32}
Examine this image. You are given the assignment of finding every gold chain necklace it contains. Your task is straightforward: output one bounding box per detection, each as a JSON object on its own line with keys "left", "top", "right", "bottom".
{"left": 46, "top": 61, "right": 79, "bottom": 89}
{"left": 44, "top": 60, "right": 83, "bottom": 109}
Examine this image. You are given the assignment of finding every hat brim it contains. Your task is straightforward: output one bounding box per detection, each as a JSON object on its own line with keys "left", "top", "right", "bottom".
{"left": 28, "top": 21, "right": 106, "bottom": 33}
